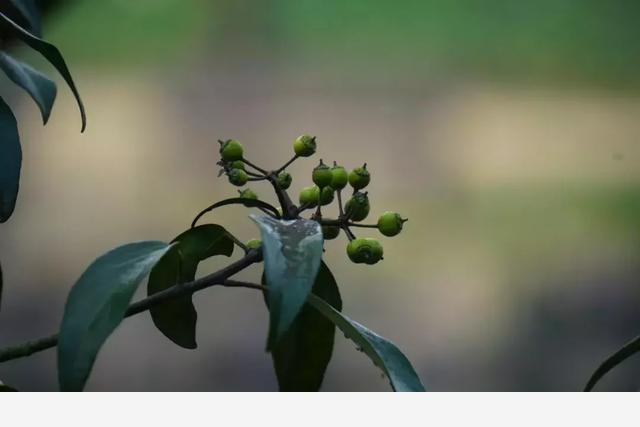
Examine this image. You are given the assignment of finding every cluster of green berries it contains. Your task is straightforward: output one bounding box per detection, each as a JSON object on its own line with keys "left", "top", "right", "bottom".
{"left": 219, "top": 135, "right": 407, "bottom": 265}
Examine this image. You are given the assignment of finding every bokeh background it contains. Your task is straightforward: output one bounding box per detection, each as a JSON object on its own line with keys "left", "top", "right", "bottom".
{"left": 1, "top": 0, "right": 640, "bottom": 391}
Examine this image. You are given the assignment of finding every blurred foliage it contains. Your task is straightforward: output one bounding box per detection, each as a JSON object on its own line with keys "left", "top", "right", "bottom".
{"left": 39, "top": 0, "right": 640, "bottom": 88}
{"left": 43, "top": 0, "right": 209, "bottom": 67}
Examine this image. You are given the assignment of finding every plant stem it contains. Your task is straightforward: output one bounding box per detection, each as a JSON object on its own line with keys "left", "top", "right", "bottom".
{"left": 275, "top": 155, "right": 299, "bottom": 174}
{"left": 0, "top": 250, "right": 263, "bottom": 363}
{"left": 337, "top": 190, "right": 345, "bottom": 217}
{"left": 241, "top": 158, "right": 269, "bottom": 176}
{"left": 266, "top": 174, "right": 297, "bottom": 219}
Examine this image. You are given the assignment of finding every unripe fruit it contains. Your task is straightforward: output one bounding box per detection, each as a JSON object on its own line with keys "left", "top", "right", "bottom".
{"left": 330, "top": 162, "right": 348, "bottom": 190}
{"left": 230, "top": 160, "right": 245, "bottom": 170}
{"left": 293, "top": 134, "right": 317, "bottom": 157}
{"left": 228, "top": 168, "right": 248, "bottom": 186}
{"left": 312, "top": 159, "right": 333, "bottom": 188}
{"left": 276, "top": 172, "right": 292, "bottom": 190}
{"left": 348, "top": 163, "right": 370, "bottom": 190}
{"left": 299, "top": 186, "right": 319, "bottom": 207}
{"left": 219, "top": 139, "right": 244, "bottom": 161}
{"left": 246, "top": 239, "right": 262, "bottom": 250}
{"left": 238, "top": 188, "right": 258, "bottom": 200}
{"left": 322, "top": 225, "right": 340, "bottom": 240}
{"left": 346, "top": 238, "right": 383, "bottom": 265}
{"left": 319, "top": 186, "right": 334, "bottom": 206}
{"left": 377, "top": 211, "right": 405, "bottom": 237}
{"left": 345, "top": 191, "right": 370, "bottom": 221}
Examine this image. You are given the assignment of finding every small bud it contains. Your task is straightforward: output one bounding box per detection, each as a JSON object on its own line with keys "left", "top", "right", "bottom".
{"left": 318, "top": 186, "right": 335, "bottom": 206}
{"left": 329, "top": 161, "right": 348, "bottom": 190}
{"left": 246, "top": 239, "right": 262, "bottom": 250}
{"left": 276, "top": 172, "right": 292, "bottom": 190}
{"left": 229, "top": 160, "right": 245, "bottom": 170}
{"left": 348, "top": 163, "right": 370, "bottom": 190}
{"left": 299, "top": 186, "right": 319, "bottom": 207}
{"left": 228, "top": 168, "right": 248, "bottom": 186}
{"left": 346, "top": 238, "right": 383, "bottom": 265}
{"left": 219, "top": 139, "right": 244, "bottom": 161}
{"left": 377, "top": 211, "right": 405, "bottom": 237}
{"left": 238, "top": 188, "right": 258, "bottom": 200}
{"left": 345, "top": 191, "right": 370, "bottom": 221}
{"left": 312, "top": 159, "right": 333, "bottom": 188}
{"left": 322, "top": 225, "right": 341, "bottom": 240}
{"left": 293, "top": 134, "right": 317, "bottom": 157}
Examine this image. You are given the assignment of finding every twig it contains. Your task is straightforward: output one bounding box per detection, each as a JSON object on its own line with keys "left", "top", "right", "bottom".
{"left": 337, "top": 190, "right": 345, "bottom": 217}
{"left": 241, "top": 158, "right": 269, "bottom": 176}
{"left": 0, "top": 250, "right": 263, "bottom": 363}
{"left": 275, "top": 155, "right": 299, "bottom": 174}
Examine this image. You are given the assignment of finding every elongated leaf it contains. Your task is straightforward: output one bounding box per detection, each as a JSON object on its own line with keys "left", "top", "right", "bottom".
{"left": 192, "top": 197, "right": 281, "bottom": 228}
{"left": 263, "top": 261, "right": 342, "bottom": 391}
{"left": 0, "top": 380, "right": 17, "bottom": 391}
{"left": 8, "top": 0, "right": 40, "bottom": 36}
{"left": 0, "top": 260, "right": 3, "bottom": 313}
{"left": 58, "top": 241, "right": 172, "bottom": 392}
{"left": 0, "top": 51, "right": 56, "bottom": 124}
{"left": 308, "top": 294, "right": 425, "bottom": 392}
{"left": 0, "top": 11, "right": 86, "bottom": 131}
{"left": 148, "top": 225, "right": 234, "bottom": 349}
{"left": 584, "top": 334, "right": 640, "bottom": 391}
{"left": 251, "top": 214, "right": 324, "bottom": 350}
{"left": 0, "top": 97, "right": 21, "bottom": 223}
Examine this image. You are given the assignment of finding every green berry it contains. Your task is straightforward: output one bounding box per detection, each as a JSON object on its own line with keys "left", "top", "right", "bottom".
{"left": 238, "top": 188, "right": 258, "bottom": 200}
{"left": 246, "top": 239, "right": 262, "bottom": 250}
{"left": 312, "top": 159, "right": 333, "bottom": 188}
{"left": 346, "top": 238, "right": 383, "bottom": 265}
{"left": 299, "top": 186, "right": 319, "bottom": 207}
{"left": 219, "top": 139, "right": 244, "bottom": 161}
{"left": 230, "top": 160, "right": 245, "bottom": 170}
{"left": 293, "top": 134, "right": 317, "bottom": 157}
{"left": 319, "top": 186, "right": 334, "bottom": 206}
{"left": 377, "top": 211, "right": 405, "bottom": 237}
{"left": 330, "top": 162, "right": 348, "bottom": 190}
{"left": 348, "top": 163, "right": 370, "bottom": 190}
{"left": 228, "top": 168, "right": 248, "bottom": 186}
{"left": 276, "top": 172, "right": 292, "bottom": 190}
{"left": 345, "top": 191, "right": 370, "bottom": 221}
{"left": 322, "top": 225, "right": 340, "bottom": 240}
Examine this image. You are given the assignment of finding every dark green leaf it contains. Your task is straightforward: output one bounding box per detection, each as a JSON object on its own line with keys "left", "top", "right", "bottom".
{"left": 0, "top": 11, "right": 86, "bottom": 131}
{"left": 0, "top": 97, "right": 21, "bottom": 223}
{"left": 251, "top": 214, "right": 324, "bottom": 350}
{"left": 263, "top": 261, "right": 342, "bottom": 391}
{"left": 0, "top": 260, "right": 3, "bottom": 313}
{"left": 191, "top": 197, "right": 281, "bottom": 228}
{"left": 584, "top": 334, "right": 640, "bottom": 391}
{"left": 0, "top": 380, "right": 17, "bottom": 391}
{"left": 8, "top": 0, "right": 40, "bottom": 36}
{"left": 0, "top": 51, "right": 56, "bottom": 124}
{"left": 148, "top": 225, "right": 234, "bottom": 349}
{"left": 58, "top": 241, "right": 172, "bottom": 392}
{"left": 308, "top": 294, "right": 425, "bottom": 392}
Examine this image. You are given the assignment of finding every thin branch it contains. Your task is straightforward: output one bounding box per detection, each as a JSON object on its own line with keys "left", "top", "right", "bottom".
{"left": 241, "top": 158, "right": 269, "bottom": 176}
{"left": 223, "top": 280, "right": 266, "bottom": 292}
{"left": 275, "top": 155, "right": 299, "bottom": 174}
{"left": 267, "top": 175, "right": 297, "bottom": 219}
{"left": 347, "top": 223, "right": 378, "bottom": 228}
{"left": 337, "top": 190, "right": 345, "bottom": 217}
{"left": 0, "top": 250, "right": 263, "bottom": 363}
{"left": 226, "top": 232, "right": 248, "bottom": 252}
{"left": 191, "top": 198, "right": 281, "bottom": 228}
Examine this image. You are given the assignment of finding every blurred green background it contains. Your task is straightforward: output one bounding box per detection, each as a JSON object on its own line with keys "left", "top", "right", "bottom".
{"left": 1, "top": 0, "right": 640, "bottom": 391}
